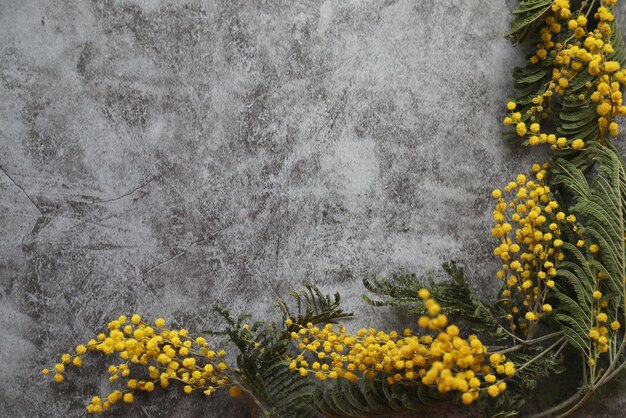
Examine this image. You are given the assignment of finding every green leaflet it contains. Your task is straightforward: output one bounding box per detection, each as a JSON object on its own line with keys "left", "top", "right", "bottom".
{"left": 314, "top": 378, "right": 451, "bottom": 417}
{"left": 513, "top": 59, "right": 553, "bottom": 86}
{"left": 559, "top": 106, "right": 595, "bottom": 123}
{"left": 551, "top": 157, "right": 591, "bottom": 199}
{"left": 556, "top": 97, "right": 598, "bottom": 143}
{"left": 608, "top": 19, "right": 626, "bottom": 67}
{"left": 275, "top": 281, "right": 353, "bottom": 326}
{"left": 315, "top": 380, "right": 388, "bottom": 417}
{"left": 506, "top": 0, "right": 553, "bottom": 43}
{"left": 567, "top": 70, "right": 593, "bottom": 93}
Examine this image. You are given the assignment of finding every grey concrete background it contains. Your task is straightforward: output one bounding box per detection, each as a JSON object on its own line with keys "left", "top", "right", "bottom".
{"left": 1, "top": 0, "right": 624, "bottom": 416}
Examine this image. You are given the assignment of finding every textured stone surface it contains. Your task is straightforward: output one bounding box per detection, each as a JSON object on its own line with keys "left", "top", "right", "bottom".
{"left": 1, "top": 0, "right": 625, "bottom": 417}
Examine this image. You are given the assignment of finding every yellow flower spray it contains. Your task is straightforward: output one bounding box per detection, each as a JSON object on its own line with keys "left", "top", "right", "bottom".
{"left": 43, "top": 315, "right": 237, "bottom": 414}
{"left": 287, "top": 291, "right": 513, "bottom": 405}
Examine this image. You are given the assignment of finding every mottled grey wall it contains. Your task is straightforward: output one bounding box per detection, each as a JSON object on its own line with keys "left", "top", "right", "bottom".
{"left": 0, "top": 0, "right": 624, "bottom": 417}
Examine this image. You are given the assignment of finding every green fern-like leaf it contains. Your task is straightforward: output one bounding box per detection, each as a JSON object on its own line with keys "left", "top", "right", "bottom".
{"left": 556, "top": 96, "right": 598, "bottom": 143}
{"left": 539, "top": 143, "right": 626, "bottom": 415}
{"left": 210, "top": 283, "right": 354, "bottom": 417}
{"left": 276, "top": 281, "right": 353, "bottom": 327}
{"left": 314, "top": 378, "right": 452, "bottom": 417}
{"left": 506, "top": 0, "right": 553, "bottom": 44}
{"left": 362, "top": 269, "right": 426, "bottom": 312}
{"left": 553, "top": 144, "right": 626, "bottom": 300}
{"left": 363, "top": 262, "right": 506, "bottom": 339}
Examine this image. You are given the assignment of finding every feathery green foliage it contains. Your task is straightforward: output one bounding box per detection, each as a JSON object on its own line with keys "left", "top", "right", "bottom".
{"left": 533, "top": 143, "right": 626, "bottom": 415}
{"left": 210, "top": 283, "right": 353, "bottom": 417}
{"left": 506, "top": 0, "right": 554, "bottom": 44}
{"left": 360, "top": 262, "right": 571, "bottom": 418}
{"left": 314, "top": 377, "right": 451, "bottom": 417}
{"left": 363, "top": 262, "right": 505, "bottom": 339}
{"left": 276, "top": 281, "right": 353, "bottom": 327}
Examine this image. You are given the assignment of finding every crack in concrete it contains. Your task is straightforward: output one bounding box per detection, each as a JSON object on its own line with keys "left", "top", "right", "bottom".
{"left": 327, "top": 86, "right": 350, "bottom": 135}
{"left": 141, "top": 225, "right": 231, "bottom": 277}
{"left": 141, "top": 239, "right": 206, "bottom": 276}
{"left": 20, "top": 215, "right": 52, "bottom": 251}
{"left": 0, "top": 164, "right": 43, "bottom": 215}
{"left": 127, "top": 233, "right": 223, "bottom": 321}
{"left": 91, "top": 175, "right": 160, "bottom": 204}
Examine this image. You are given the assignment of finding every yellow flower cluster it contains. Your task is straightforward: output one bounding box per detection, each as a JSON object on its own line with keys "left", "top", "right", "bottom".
{"left": 503, "top": 100, "right": 587, "bottom": 149}
{"left": 491, "top": 166, "right": 578, "bottom": 337}
{"left": 503, "top": 0, "right": 626, "bottom": 147}
{"left": 287, "top": 291, "right": 512, "bottom": 405}
{"left": 587, "top": 280, "right": 622, "bottom": 368}
{"left": 42, "top": 315, "right": 238, "bottom": 414}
